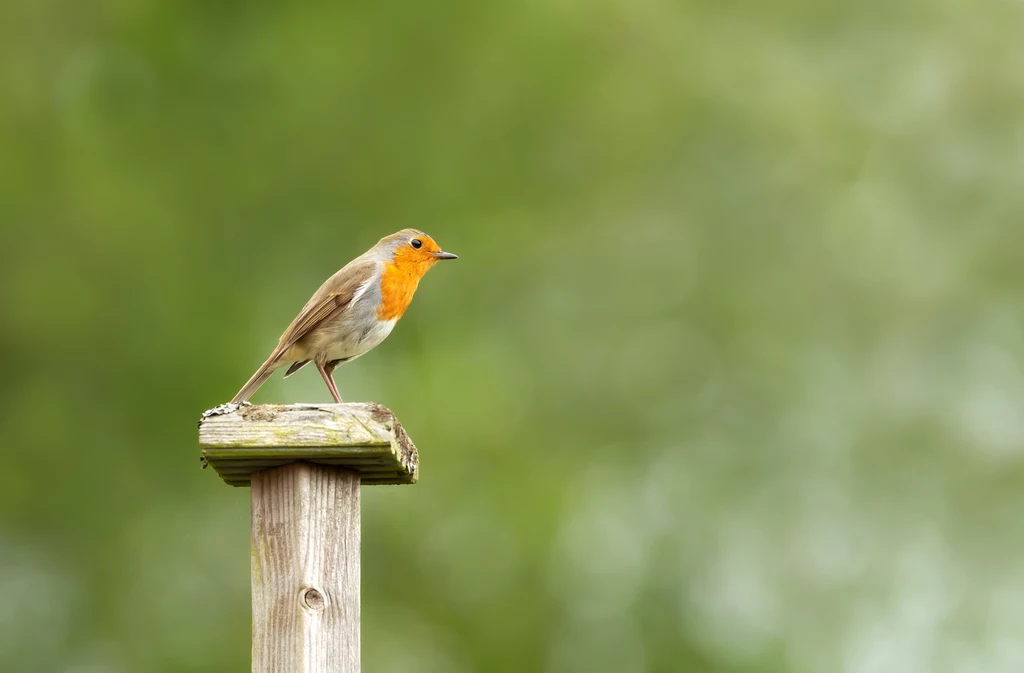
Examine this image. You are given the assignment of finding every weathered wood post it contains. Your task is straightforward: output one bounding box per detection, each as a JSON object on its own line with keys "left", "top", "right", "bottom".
{"left": 198, "top": 402, "right": 419, "bottom": 673}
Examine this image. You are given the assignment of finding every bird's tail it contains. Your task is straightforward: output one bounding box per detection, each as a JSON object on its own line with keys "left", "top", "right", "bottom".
{"left": 231, "top": 357, "right": 279, "bottom": 404}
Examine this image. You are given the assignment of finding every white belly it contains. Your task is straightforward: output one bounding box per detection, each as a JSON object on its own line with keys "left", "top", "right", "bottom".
{"left": 325, "top": 318, "right": 397, "bottom": 363}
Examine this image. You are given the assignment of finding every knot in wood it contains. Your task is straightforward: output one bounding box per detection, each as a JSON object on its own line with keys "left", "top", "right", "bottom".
{"left": 302, "top": 587, "right": 326, "bottom": 611}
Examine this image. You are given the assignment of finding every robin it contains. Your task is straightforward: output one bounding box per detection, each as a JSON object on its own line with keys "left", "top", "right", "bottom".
{"left": 231, "top": 229, "right": 457, "bottom": 404}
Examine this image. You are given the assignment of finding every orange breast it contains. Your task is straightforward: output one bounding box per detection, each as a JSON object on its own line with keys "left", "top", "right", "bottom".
{"left": 377, "top": 262, "right": 423, "bottom": 321}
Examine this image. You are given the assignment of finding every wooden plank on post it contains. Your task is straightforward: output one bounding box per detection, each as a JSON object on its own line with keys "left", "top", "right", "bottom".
{"left": 199, "top": 402, "right": 419, "bottom": 486}
{"left": 197, "top": 401, "right": 421, "bottom": 673}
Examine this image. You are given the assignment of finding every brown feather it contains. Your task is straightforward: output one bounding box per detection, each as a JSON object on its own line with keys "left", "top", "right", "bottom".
{"left": 275, "top": 260, "right": 378, "bottom": 353}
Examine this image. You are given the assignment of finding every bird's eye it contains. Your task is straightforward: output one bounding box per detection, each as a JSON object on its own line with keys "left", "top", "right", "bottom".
{"left": 411, "top": 238, "right": 423, "bottom": 249}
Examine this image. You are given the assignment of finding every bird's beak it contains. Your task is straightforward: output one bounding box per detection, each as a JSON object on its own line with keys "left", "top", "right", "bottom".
{"left": 433, "top": 251, "right": 458, "bottom": 260}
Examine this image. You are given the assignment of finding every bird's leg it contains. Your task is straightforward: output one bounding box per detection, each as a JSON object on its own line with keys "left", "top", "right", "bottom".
{"left": 324, "top": 361, "right": 344, "bottom": 403}
{"left": 316, "top": 361, "right": 343, "bottom": 403}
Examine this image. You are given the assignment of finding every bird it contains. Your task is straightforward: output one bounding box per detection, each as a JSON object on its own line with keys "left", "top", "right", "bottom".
{"left": 231, "top": 228, "right": 457, "bottom": 404}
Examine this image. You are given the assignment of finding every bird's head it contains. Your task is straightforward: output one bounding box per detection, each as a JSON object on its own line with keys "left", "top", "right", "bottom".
{"left": 377, "top": 229, "right": 458, "bottom": 275}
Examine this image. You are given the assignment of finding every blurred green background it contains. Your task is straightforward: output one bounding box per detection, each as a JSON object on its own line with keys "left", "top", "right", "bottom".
{"left": 2, "top": 0, "right": 1024, "bottom": 671}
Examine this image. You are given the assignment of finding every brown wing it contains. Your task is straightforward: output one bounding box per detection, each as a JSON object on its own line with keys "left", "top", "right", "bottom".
{"left": 270, "top": 259, "right": 378, "bottom": 360}
{"left": 230, "top": 260, "right": 378, "bottom": 403}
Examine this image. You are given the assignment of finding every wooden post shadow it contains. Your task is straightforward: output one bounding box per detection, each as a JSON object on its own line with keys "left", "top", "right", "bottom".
{"left": 198, "top": 402, "right": 419, "bottom": 673}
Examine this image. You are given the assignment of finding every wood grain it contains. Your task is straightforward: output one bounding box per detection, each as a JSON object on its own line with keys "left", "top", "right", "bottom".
{"left": 251, "top": 463, "right": 360, "bottom": 672}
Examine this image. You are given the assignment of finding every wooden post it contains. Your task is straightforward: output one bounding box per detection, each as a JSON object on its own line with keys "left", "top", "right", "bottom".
{"left": 250, "top": 463, "right": 360, "bottom": 671}
{"left": 198, "top": 402, "right": 419, "bottom": 673}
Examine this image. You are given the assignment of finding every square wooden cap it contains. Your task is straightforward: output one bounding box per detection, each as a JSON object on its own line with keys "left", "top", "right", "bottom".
{"left": 198, "top": 402, "right": 419, "bottom": 486}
